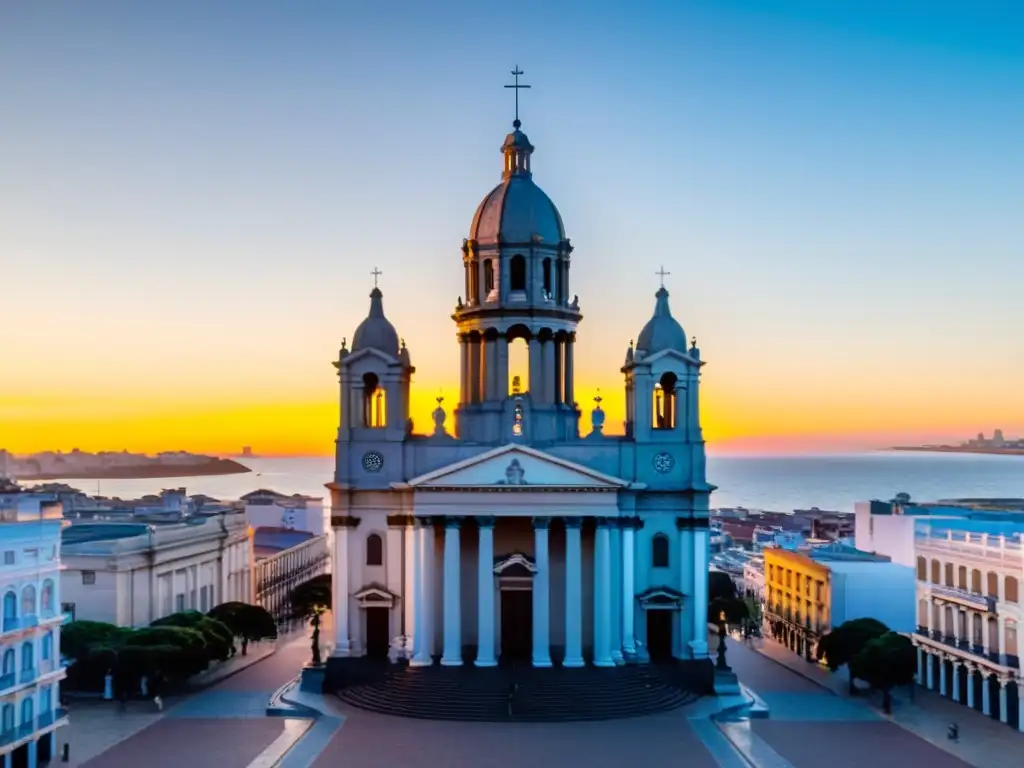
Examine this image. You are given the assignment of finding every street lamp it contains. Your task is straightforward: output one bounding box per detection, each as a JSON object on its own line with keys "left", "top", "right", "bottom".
{"left": 716, "top": 609, "right": 731, "bottom": 672}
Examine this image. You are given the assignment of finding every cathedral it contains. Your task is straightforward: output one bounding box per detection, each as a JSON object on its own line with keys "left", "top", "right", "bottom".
{"left": 328, "top": 91, "right": 713, "bottom": 670}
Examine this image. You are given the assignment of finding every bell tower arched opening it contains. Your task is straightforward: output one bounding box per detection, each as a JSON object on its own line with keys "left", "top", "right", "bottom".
{"left": 363, "top": 372, "right": 387, "bottom": 428}
{"left": 653, "top": 372, "right": 678, "bottom": 430}
{"left": 510, "top": 255, "right": 527, "bottom": 292}
{"left": 507, "top": 325, "right": 531, "bottom": 397}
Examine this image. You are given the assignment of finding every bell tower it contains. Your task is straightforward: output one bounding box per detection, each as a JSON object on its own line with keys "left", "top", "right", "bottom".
{"left": 452, "top": 68, "right": 581, "bottom": 444}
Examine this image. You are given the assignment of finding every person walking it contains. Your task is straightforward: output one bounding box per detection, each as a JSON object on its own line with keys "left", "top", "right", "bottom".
{"left": 151, "top": 672, "right": 164, "bottom": 712}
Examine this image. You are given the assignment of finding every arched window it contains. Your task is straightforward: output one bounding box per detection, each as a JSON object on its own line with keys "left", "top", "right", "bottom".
{"left": 2, "top": 591, "right": 15, "bottom": 620}
{"left": 1, "top": 704, "right": 12, "bottom": 733}
{"left": 362, "top": 373, "right": 386, "bottom": 428}
{"left": 958, "top": 566, "right": 967, "bottom": 589}
{"left": 930, "top": 560, "right": 940, "bottom": 584}
{"left": 944, "top": 562, "right": 953, "bottom": 587}
{"left": 1006, "top": 576, "right": 1019, "bottom": 604}
{"left": 510, "top": 255, "right": 526, "bottom": 292}
{"left": 541, "top": 257, "right": 551, "bottom": 295}
{"left": 20, "top": 641, "right": 32, "bottom": 671}
{"left": 484, "top": 259, "right": 495, "bottom": 294}
{"left": 21, "top": 585, "right": 35, "bottom": 617}
{"left": 42, "top": 632, "right": 53, "bottom": 661}
{"left": 971, "top": 569, "right": 982, "bottom": 594}
{"left": 987, "top": 571, "right": 999, "bottom": 598}
{"left": 366, "top": 534, "right": 383, "bottom": 567}
{"left": 652, "top": 534, "right": 669, "bottom": 568}
{"left": 653, "top": 372, "right": 678, "bottom": 429}
{"left": 40, "top": 686, "right": 51, "bottom": 713}
{"left": 41, "top": 579, "right": 54, "bottom": 615}
{"left": 20, "top": 697, "right": 32, "bottom": 725}
{"left": 1, "top": 649, "right": 13, "bottom": 676}
{"left": 916, "top": 556, "right": 926, "bottom": 580}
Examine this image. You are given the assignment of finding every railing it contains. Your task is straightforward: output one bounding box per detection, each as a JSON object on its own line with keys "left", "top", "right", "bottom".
{"left": 917, "top": 529, "right": 1023, "bottom": 565}
{"left": 0, "top": 708, "right": 69, "bottom": 746}
{"left": 914, "top": 627, "right": 1022, "bottom": 669}
{"left": 919, "top": 581, "right": 996, "bottom": 612}
{"left": 0, "top": 673, "right": 14, "bottom": 691}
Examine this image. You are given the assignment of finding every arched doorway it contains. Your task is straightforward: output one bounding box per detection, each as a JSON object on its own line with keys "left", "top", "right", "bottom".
{"left": 353, "top": 584, "right": 397, "bottom": 659}
{"left": 495, "top": 553, "right": 535, "bottom": 662}
{"left": 636, "top": 587, "right": 685, "bottom": 662}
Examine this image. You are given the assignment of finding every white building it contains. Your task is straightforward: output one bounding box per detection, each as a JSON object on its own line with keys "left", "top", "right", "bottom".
{"left": 60, "top": 512, "right": 253, "bottom": 627}
{"left": 241, "top": 490, "right": 327, "bottom": 537}
{"left": 856, "top": 494, "right": 1024, "bottom": 731}
{"left": 0, "top": 483, "right": 69, "bottom": 767}
{"left": 329, "top": 102, "right": 713, "bottom": 669}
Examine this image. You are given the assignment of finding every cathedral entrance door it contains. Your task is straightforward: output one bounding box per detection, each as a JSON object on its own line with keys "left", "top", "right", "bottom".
{"left": 500, "top": 589, "right": 533, "bottom": 662}
{"left": 365, "top": 607, "right": 391, "bottom": 658}
{"left": 646, "top": 610, "right": 674, "bottom": 662}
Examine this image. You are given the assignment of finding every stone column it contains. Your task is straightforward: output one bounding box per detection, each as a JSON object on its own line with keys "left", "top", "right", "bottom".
{"left": 982, "top": 673, "right": 992, "bottom": 715}
{"left": 999, "top": 678, "right": 1009, "bottom": 723}
{"left": 532, "top": 517, "right": 552, "bottom": 667}
{"left": 939, "top": 658, "right": 947, "bottom": 696}
{"left": 563, "top": 336, "right": 575, "bottom": 406}
{"left": 677, "top": 519, "right": 694, "bottom": 659}
{"left": 331, "top": 519, "right": 353, "bottom": 655}
{"left": 952, "top": 661, "right": 961, "bottom": 702}
{"left": 593, "top": 519, "right": 614, "bottom": 667}
{"left": 403, "top": 519, "right": 416, "bottom": 656}
{"left": 441, "top": 518, "right": 463, "bottom": 666}
{"left": 915, "top": 647, "right": 924, "bottom": 685}
{"left": 926, "top": 652, "right": 935, "bottom": 690}
{"left": 622, "top": 519, "right": 637, "bottom": 656}
{"left": 528, "top": 339, "right": 543, "bottom": 398}
{"left": 542, "top": 340, "right": 556, "bottom": 403}
{"left": 563, "top": 518, "right": 584, "bottom": 667}
{"left": 459, "top": 337, "right": 469, "bottom": 403}
{"left": 475, "top": 517, "right": 497, "bottom": 667}
{"left": 424, "top": 519, "right": 437, "bottom": 658}
{"left": 966, "top": 664, "right": 976, "bottom": 708}
{"left": 610, "top": 520, "right": 622, "bottom": 663}
{"left": 496, "top": 335, "right": 509, "bottom": 400}
{"left": 410, "top": 520, "right": 431, "bottom": 666}
{"left": 689, "top": 523, "right": 710, "bottom": 659}
{"left": 468, "top": 337, "right": 481, "bottom": 403}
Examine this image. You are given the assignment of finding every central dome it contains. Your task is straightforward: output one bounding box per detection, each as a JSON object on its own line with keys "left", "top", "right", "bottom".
{"left": 469, "top": 128, "right": 566, "bottom": 246}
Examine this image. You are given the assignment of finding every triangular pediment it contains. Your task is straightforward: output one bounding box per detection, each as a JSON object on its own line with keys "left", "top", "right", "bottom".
{"left": 404, "top": 444, "right": 631, "bottom": 489}
{"left": 634, "top": 348, "right": 699, "bottom": 369}
{"left": 336, "top": 347, "right": 400, "bottom": 368}
{"left": 353, "top": 583, "right": 398, "bottom": 607}
{"left": 636, "top": 585, "right": 685, "bottom": 608}
{"left": 493, "top": 552, "right": 536, "bottom": 577}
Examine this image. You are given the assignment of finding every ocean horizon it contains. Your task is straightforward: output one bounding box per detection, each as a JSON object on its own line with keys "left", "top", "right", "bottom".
{"left": 26, "top": 450, "right": 1023, "bottom": 515}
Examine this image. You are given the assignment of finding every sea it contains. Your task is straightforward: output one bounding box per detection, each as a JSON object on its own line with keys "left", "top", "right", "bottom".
{"left": 26, "top": 451, "right": 1024, "bottom": 514}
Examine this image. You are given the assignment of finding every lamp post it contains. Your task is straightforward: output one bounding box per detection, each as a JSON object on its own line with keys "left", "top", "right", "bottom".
{"left": 716, "top": 609, "right": 731, "bottom": 672}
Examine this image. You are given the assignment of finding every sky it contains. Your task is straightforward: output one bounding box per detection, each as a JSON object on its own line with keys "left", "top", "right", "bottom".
{"left": 1, "top": 0, "right": 1022, "bottom": 456}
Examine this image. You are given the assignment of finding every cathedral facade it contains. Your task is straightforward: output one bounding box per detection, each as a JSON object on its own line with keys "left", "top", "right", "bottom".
{"left": 328, "top": 108, "right": 713, "bottom": 669}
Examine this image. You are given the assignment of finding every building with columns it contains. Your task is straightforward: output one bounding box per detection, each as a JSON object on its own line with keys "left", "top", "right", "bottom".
{"left": 328, "top": 92, "right": 713, "bottom": 669}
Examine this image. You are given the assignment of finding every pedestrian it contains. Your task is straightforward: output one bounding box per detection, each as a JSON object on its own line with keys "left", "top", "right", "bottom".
{"left": 947, "top": 722, "right": 959, "bottom": 743}
{"left": 152, "top": 673, "right": 164, "bottom": 712}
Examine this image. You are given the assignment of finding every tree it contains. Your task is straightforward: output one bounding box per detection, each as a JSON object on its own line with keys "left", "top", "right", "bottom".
{"left": 151, "top": 611, "right": 235, "bottom": 661}
{"left": 62, "top": 620, "right": 132, "bottom": 662}
{"left": 708, "top": 571, "right": 749, "bottom": 627}
{"left": 290, "top": 575, "right": 331, "bottom": 665}
{"left": 816, "top": 617, "right": 889, "bottom": 694}
{"left": 208, "top": 602, "right": 278, "bottom": 655}
{"left": 849, "top": 632, "right": 916, "bottom": 714}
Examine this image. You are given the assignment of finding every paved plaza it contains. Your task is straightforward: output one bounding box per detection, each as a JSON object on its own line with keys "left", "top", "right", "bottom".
{"left": 55, "top": 625, "right": 1017, "bottom": 768}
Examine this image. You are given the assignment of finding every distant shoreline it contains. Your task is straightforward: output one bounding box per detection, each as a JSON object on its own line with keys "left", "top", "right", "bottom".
{"left": 21, "top": 457, "right": 252, "bottom": 481}
{"left": 891, "top": 446, "right": 1024, "bottom": 457}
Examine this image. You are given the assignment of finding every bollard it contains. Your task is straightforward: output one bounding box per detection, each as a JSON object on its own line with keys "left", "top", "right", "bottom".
{"left": 62, "top": 743, "right": 70, "bottom": 762}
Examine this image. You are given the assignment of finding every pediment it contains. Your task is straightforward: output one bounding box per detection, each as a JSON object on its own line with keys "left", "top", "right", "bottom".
{"left": 494, "top": 552, "right": 536, "bottom": 577}
{"left": 636, "top": 585, "right": 685, "bottom": 608}
{"left": 353, "top": 583, "right": 398, "bottom": 607}
{"left": 337, "top": 347, "right": 400, "bottom": 368}
{"left": 403, "top": 444, "right": 631, "bottom": 489}
{"left": 634, "top": 348, "right": 699, "bottom": 369}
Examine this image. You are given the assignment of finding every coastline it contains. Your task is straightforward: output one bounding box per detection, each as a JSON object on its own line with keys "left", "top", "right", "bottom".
{"left": 891, "top": 446, "right": 1024, "bottom": 457}
{"left": 21, "top": 458, "right": 251, "bottom": 481}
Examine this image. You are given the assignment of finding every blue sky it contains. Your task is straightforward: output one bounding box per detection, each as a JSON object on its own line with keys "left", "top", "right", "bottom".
{"left": 1, "top": 1, "right": 1021, "bottom": 453}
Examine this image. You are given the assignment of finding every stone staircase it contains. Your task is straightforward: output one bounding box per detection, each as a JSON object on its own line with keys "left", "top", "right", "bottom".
{"left": 334, "top": 661, "right": 711, "bottom": 722}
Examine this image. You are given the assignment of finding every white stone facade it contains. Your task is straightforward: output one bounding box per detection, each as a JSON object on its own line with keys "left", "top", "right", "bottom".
{"left": 242, "top": 490, "right": 327, "bottom": 536}
{"left": 0, "top": 489, "right": 69, "bottom": 767}
{"left": 61, "top": 513, "right": 253, "bottom": 627}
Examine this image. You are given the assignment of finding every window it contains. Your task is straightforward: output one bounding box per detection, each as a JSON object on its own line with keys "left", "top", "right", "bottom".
{"left": 20, "top": 696, "right": 32, "bottom": 725}
{"left": 200, "top": 585, "right": 209, "bottom": 612}
{"left": 484, "top": 259, "right": 495, "bottom": 293}
{"left": 362, "top": 373, "right": 386, "bottom": 428}
{"left": 366, "top": 534, "right": 384, "bottom": 566}
{"left": 20, "top": 642, "right": 33, "bottom": 671}
{"left": 175, "top": 594, "right": 185, "bottom": 612}
{"left": 651, "top": 534, "right": 669, "bottom": 568}
{"left": 1, "top": 649, "right": 14, "bottom": 676}
{"left": 1, "top": 704, "right": 12, "bottom": 733}
{"left": 3, "top": 551, "right": 13, "bottom": 565}
{"left": 510, "top": 255, "right": 526, "bottom": 292}
{"left": 541, "top": 257, "right": 551, "bottom": 294}
{"left": 21, "top": 585, "right": 35, "bottom": 617}
{"left": 2, "top": 591, "right": 16, "bottom": 620}
{"left": 40, "top": 580, "right": 54, "bottom": 615}
{"left": 42, "top": 632, "right": 52, "bottom": 661}
{"left": 81, "top": 571, "right": 96, "bottom": 586}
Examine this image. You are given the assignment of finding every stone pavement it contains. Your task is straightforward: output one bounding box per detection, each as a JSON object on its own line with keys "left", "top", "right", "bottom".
{"left": 750, "top": 635, "right": 1022, "bottom": 768}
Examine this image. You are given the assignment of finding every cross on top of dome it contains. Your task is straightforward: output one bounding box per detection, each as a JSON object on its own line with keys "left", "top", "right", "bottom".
{"left": 504, "top": 66, "right": 531, "bottom": 129}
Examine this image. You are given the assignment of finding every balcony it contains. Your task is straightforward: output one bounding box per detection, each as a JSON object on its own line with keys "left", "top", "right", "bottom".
{"left": 0, "top": 708, "right": 69, "bottom": 747}
{"left": 922, "top": 582, "right": 997, "bottom": 613}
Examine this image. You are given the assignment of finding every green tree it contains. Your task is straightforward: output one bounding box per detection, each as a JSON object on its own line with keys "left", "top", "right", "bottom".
{"left": 151, "top": 610, "right": 235, "bottom": 660}
{"left": 708, "top": 571, "right": 750, "bottom": 626}
{"left": 816, "top": 617, "right": 889, "bottom": 694}
{"left": 61, "top": 620, "right": 132, "bottom": 662}
{"left": 290, "top": 575, "right": 331, "bottom": 665}
{"left": 849, "top": 632, "right": 916, "bottom": 714}
{"left": 208, "top": 602, "right": 278, "bottom": 655}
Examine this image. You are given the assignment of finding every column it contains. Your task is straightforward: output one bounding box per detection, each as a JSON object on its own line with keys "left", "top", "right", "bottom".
{"left": 563, "top": 336, "right": 574, "bottom": 406}
{"left": 478, "top": 337, "right": 490, "bottom": 401}
{"left": 532, "top": 517, "right": 552, "bottom": 667}
{"left": 677, "top": 520, "right": 694, "bottom": 659}
{"left": 403, "top": 519, "right": 417, "bottom": 660}
{"left": 496, "top": 335, "right": 509, "bottom": 399}
{"left": 610, "top": 519, "right": 622, "bottom": 662}
{"left": 423, "top": 519, "right": 436, "bottom": 658}
{"left": 475, "top": 517, "right": 497, "bottom": 667}
{"left": 689, "top": 523, "right": 710, "bottom": 658}
{"left": 622, "top": 519, "right": 637, "bottom": 656}
{"left": 528, "top": 339, "right": 543, "bottom": 397}
{"left": 966, "top": 665, "right": 976, "bottom": 708}
{"left": 952, "top": 661, "right": 961, "bottom": 702}
{"left": 999, "top": 678, "right": 1009, "bottom": 723}
{"left": 939, "top": 658, "right": 947, "bottom": 696}
{"left": 926, "top": 652, "right": 935, "bottom": 690}
{"left": 563, "top": 518, "right": 584, "bottom": 667}
{"left": 459, "top": 337, "right": 469, "bottom": 403}
{"left": 542, "top": 339, "right": 556, "bottom": 403}
{"left": 331, "top": 520, "right": 351, "bottom": 655}
{"left": 915, "top": 647, "right": 924, "bottom": 685}
{"left": 469, "top": 337, "right": 481, "bottom": 403}
{"left": 982, "top": 673, "right": 991, "bottom": 716}
{"left": 441, "top": 518, "right": 463, "bottom": 666}
{"left": 593, "top": 519, "right": 614, "bottom": 667}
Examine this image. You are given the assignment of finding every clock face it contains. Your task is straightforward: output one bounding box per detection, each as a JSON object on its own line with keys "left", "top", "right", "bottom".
{"left": 653, "top": 452, "right": 675, "bottom": 474}
{"left": 362, "top": 451, "right": 384, "bottom": 473}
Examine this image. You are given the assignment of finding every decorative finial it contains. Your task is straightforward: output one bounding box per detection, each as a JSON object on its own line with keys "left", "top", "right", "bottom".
{"left": 629, "top": 339, "right": 634, "bottom": 348}
{"left": 401, "top": 338, "right": 406, "bottom": 349}
{"left": 505, "top": 66, "right": 531, "bottom": 129}
{"left": 371, "top": 266, "right": 383, "bottom": 288}
{"left": 341, "top": 337, "right": 347, "bottom": 351}
{"left": 594, "top": 389, "right": 603, "bottom": 406}
{"left": 436, "top": 392, "right": 444, "bottom": 406}
{"left": 656, "top": 265, "right": 671, "bottom": 288}
{"left": 691, "top": 335, "right": 697, "bottom": 348}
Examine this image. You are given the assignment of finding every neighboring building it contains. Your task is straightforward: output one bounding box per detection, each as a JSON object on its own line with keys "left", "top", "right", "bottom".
{"left": 763, "top": 543, "right": 915, "bottom": 662}
{"left": 253, "top": 531, "right": 330, "bottom": 624}
{"left": 328, "top": 99, "right": 714, "bottom": 668}
{"left": 60, "top": 512, "right": 253, "bottom": 627}
{"left": 241, "top": 489, "right": 327, "bottom": 537}
{"left": 0, "top": 482, "right": 70, "bottom": 767}
{"left": 743, "top": 557, "right": 765, "bottom": 603}
{"left": 856, "top": 493, "right": 1024, "bottom": 731}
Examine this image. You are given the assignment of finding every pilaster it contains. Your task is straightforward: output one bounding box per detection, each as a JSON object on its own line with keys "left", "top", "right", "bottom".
{"left": 593, "top": 518, "right": 614, "bottom": 667}
{"left": 441, "top": 518, "right": 463, "bottom": 666}
{"left": 532, "top": 517, "right": 552, "bottom": 667}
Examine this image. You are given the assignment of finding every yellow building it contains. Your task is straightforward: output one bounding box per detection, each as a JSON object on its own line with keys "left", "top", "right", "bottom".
{"left": 763, "top": 548, "right": 830, "bottom": 661}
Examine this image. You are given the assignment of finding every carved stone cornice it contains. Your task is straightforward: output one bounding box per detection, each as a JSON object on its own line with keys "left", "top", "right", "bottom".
{"left": 386, "top": 514, "right": 415, "bottom": 527}
{"left": 675, "top": 516, "right": 710, "bottom": 530}
{"left": 330, "top": 515, "right": 362, "bottom": 529}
